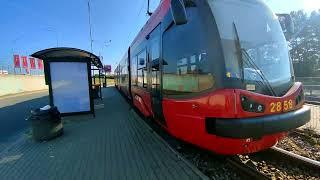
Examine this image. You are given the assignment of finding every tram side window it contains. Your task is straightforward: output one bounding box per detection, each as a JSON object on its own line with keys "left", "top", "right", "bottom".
{"left": 120, "top": 66, "right": 123, "bottom": 84}
{"left": 121, "top": 60, "right": 127, "bottom": 84}
{"left": 131, "top": 56, "right": 138, "bottom": 86}
{"left": 137, "top": 50, "right": 147, "bottom": 88}
{"left": 150, "top": 36, "right": 160, "bottom": 93}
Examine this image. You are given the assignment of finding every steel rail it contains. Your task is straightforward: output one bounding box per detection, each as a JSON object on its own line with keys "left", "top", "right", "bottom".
{"left": 227, "top": 156, "right": 271, "bottom": 180}
{"left": 270, "top": 146, "right": 320, "bottom": 170}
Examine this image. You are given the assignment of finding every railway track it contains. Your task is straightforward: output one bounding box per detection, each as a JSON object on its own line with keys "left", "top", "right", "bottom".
{"left": 227, "top": 156, "right": 271, "bottom": 180}
{"left": 269, "top": 146, "right": 320, "bottom": 170}
{"left": 228, "top": 146, "right": 320, "bottom": 179}
{"left": 134, "top": 105, "right": 320, "bottom": 179}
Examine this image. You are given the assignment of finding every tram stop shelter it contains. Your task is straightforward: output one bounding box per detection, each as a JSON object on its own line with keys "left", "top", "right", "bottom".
{"left": 31, "top": 47, "right": 103, "bottom": 116}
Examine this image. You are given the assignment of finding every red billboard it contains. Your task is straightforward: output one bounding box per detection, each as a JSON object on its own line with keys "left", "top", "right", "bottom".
{"left": 14, "top": 55, "right": 20, "bottom": 68}
{"left": 29, "top": 57, "right": 36, "bottom": 69}
{"left": 37, "top": 59, "right": 44, "bottom": 70}
{"left": 22, "top": 56, "right": 28, "bottom": 69}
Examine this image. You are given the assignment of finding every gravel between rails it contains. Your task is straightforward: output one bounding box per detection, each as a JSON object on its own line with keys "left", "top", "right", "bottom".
{"left": 242, "top": 150, "right": 320, "bottom": 179}
{"left": 277, "top": 129, "right": 320, "bottom": 161}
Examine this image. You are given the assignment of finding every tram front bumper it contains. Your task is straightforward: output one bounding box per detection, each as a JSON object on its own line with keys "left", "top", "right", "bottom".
{"left": 205, "top": 105, "right": 311, "bottom": 139}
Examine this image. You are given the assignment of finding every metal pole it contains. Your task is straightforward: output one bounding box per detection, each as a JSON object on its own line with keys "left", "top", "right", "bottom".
{"left": 93, "top": 69, "right": 96, "bottom": 85}
{"left": 147, "top": 0, "right": 152, "bottom": 16}
{"left": 87, "top": 0, "right": 93, "bottom": 53}
{"left": 87, "top": 0, "right": 95, "bottom": 95}
{"left": 105, "top": 71, "right": 107, "bottom": 87}
{"left": 99, "top": 69, "right": 102, "bottom": 99}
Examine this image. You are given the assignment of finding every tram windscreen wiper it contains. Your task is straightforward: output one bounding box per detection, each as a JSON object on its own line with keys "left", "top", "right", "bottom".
{"left": 241, "top": 48, "right": 277, "bottom": 96}
{"left": 232, "top": 22, "right": 277, "bottom": 97}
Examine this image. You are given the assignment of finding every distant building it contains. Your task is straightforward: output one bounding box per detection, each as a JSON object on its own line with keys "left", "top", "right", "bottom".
{"left": 0, "top": 70, "right": 9, "bottom": 75}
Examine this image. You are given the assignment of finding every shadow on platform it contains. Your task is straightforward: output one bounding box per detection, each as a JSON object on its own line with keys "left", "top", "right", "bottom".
{"left": 0, "top": 87, "right": 207, "bottom": 180}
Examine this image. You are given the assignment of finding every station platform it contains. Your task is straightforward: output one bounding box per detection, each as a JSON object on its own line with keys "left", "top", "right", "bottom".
{"left": 0, "top": 87, "right": 207, "bottom": 180}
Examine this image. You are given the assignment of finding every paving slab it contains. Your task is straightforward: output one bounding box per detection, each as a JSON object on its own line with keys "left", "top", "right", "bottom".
{"left": 0, "top": 87, "right": 207, "bottom": 180}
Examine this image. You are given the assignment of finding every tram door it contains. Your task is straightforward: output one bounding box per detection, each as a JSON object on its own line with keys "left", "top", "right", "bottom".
{"left": 147, "top": 25, "right": 166, "bottom": 125}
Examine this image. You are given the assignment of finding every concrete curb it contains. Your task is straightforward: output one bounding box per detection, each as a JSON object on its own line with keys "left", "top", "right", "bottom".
{"left": 130, "top": 109, "right": 210, "bottom": 180}
{"left": 0, "top": 89, "right": 48, "bottom": 100}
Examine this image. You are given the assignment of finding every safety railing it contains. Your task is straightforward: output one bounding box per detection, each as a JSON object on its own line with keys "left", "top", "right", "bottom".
{"left": 296, "top": 77, "right": 320, "bottom": 103}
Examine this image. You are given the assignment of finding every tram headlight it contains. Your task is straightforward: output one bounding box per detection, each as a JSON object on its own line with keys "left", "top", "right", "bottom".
{"left": 240, "top": 95, "right": 265, "bottom": 113}
{"left": 295, "top": 89, "right": 304, "bottom": 105}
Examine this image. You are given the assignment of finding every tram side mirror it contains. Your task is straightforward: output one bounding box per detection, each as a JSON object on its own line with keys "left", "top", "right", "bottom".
{"left": 170, "top": 0, "right": 188, "bottom": 25}
{"left": 139, "top": 58, "right": 145, "bottom": 66}
{"left": 277, "top": 13, "right": 295, "bottom": 35}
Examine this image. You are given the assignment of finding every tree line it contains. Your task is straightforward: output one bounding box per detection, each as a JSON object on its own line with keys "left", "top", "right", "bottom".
{"left": 288, "top": 10, "right": 320, "bottom": 77}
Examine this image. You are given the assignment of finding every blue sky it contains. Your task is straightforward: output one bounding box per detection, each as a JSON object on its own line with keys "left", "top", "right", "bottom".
{"left": 0, "top": 0, "right": 319, "bottom": 71}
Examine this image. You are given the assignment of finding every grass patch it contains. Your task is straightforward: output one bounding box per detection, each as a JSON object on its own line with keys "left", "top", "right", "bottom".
{"left": 92, "top": 78, "right": 114, "bottom": 85}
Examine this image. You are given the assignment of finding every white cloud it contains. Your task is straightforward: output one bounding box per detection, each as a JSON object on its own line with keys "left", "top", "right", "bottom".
{"left": 303, "top": 0, "right": 320, "bottom": 12}
{"left": 262, "top": 0, "right": 320, "bottom": 13}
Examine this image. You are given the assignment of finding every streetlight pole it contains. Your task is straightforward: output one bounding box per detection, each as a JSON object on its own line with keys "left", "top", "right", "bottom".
{"left": 87, "top": 0, "right": 95, "bottom": 86}
{"left": 87, "top": 0, "right": 93, "bottom": 53}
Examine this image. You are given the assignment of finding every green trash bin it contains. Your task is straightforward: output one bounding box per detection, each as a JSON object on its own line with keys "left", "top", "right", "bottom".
{"left": 27, "top": 106, "right": 63, "bottom": 141}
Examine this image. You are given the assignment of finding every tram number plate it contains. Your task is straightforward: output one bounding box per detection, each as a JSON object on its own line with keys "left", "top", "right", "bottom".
{"left": 270, "top": 100, "right": 294, "bottom": 113}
